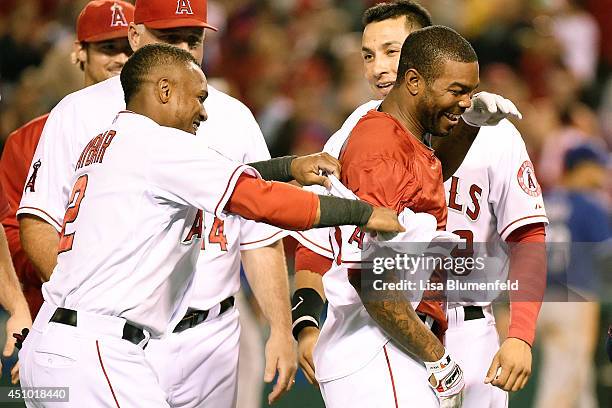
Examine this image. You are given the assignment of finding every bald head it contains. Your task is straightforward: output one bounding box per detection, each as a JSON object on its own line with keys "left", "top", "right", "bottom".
{"left": 121, "top": 43, "right": 208, "bottom": 135}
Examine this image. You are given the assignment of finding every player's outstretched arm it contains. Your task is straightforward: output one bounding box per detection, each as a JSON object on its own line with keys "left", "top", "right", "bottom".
{"left": 0, "top": 226, "right": 32, "bottom": 384}
{"left": 225, "top": 176, "right": 404, "bottom": 233}
{"left": 19, "top": 215, "right": 59, "bottom": 281}
{"left": 248, "top": 153, "right": 340, "bottom": 189}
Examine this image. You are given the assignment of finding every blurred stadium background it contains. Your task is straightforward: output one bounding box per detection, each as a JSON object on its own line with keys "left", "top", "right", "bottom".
{"left": 0, "top": 0, "right": 610, "bottom": 407}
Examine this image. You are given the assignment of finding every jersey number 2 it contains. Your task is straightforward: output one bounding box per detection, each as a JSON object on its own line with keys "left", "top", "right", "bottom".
{"left": 58, "top": 175, "right": 88, "bottom": 253}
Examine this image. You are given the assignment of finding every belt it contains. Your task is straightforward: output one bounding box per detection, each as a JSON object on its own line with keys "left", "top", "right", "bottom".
{"left": 173, "top": 296, "right": 235, "bottom": 334}
{"left": 463, "top": 305, "right": 485, "bottom": 321}
{"left": 49, "top": 307, "right": 146, "bottom": 346}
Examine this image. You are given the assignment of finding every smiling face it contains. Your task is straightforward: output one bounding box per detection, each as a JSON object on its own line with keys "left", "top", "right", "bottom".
{"left": 362, "top": 17, "right": 419, "bottom": 99}
{"left": 415, "top": 59, "right": 479, "bottom": 136}
{"left": 75, "top": 38, "right": 133, "bottom": 86}
{"left": 166, "top": 62, "right": 208, "bottom": 135}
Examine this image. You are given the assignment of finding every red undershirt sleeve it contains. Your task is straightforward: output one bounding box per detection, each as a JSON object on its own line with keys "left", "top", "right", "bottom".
{"left": 506, "top": 223, "right": 546, "bottom": 346}
{"left": 226, "top": 174, "right": 319, "bottom": 231}
{"left": 295, "top": 243, "right": 333, "bottom": 276}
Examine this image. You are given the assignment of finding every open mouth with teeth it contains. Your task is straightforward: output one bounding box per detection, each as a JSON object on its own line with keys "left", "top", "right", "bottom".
{"left": 192, "top": 120, "right": 200, "bottom": 133}
{"left": 376, "top": 81, "right": 395, "bottom": 93}
{"left": 443, "top": 112, "right": 461, "bottom": 124}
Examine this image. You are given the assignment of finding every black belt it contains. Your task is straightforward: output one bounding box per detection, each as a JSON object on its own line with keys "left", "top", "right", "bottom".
{"left": 49, "top": 307, "right": 146, "bottom": 346}
{"left": 463, "top": 306, "right": 485, "bottom": 321}
{"left": 173, "top": 296, "right": 235, "bottom": 334}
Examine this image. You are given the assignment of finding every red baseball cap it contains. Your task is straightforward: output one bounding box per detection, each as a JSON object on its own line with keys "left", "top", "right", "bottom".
{"left": 77, "top": 0, "right": 135, "bottom": 42}
{"left": 134, "top": 0, "right": 217, "bottom": 31}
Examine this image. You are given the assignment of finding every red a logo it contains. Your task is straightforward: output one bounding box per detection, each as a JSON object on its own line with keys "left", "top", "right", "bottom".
{"left": 183, "top": 209, "right": 203, "bottom": 243}
{"left": 110, "top": 3, "right": 128, "bottom": 27}
{"left": 176, "top": 0, "right": 194, "bottom": 15}
{"left": 25, "top": 160, "right": 41, "bottom": 193}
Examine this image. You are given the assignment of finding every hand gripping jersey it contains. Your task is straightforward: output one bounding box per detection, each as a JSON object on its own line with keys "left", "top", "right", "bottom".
{"left": 43, "top": 111, "right": 257, "bottom": 337}
{"left": 18, "top": 76, "right": 284, "bottom": 319}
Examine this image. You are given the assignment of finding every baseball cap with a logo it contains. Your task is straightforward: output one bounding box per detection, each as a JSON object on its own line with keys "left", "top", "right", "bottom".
{"left": 77, "top": 0, "right": 135, "bottom": 42}
{"left": 134, "top": 0, "right": 217, "bottom": 31}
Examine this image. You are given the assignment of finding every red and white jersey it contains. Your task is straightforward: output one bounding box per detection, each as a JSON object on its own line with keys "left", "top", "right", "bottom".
{"left": 43, "top": 112, "right": 257, "bottom": 337}
{"left": 18, "top": 76, "right": 284, "bottom": 318}
{"left": 443, "top": 119, "right": 548, "bottom": 306}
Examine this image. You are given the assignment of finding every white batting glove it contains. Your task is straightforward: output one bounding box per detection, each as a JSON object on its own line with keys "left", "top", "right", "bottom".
{"left": 425, "top": 350, "right": 465, "bottom": 408}
{"left": 462, "top": 91, "right": 522, "bottom": 127}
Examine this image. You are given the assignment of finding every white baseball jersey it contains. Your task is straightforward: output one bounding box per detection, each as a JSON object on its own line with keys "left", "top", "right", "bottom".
{"left": 43, "top": 111, "right": 257, "bottom": 337}
{"left": 443, "top": 119, "right": 548, "bottom": 306}
{"left": 18, "top": 75, "right": 284, "bottom": 319}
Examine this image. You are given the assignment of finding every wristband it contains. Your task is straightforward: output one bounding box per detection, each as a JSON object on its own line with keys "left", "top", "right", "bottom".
{"left": 291, "top": 288, "right": 324, "bottom": 341}
{"left": 248, "top": 156, "right": 297, "bottom": 182}
{"left": 317, "top": 195, "right": 373, "bottom": 228}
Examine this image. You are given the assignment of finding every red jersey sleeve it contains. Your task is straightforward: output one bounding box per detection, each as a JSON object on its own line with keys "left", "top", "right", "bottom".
{"left": 0, "top": 182, "right": 10, "bottom": 220}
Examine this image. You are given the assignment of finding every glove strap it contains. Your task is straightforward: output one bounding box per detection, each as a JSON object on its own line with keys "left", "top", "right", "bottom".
{"left": 425, "top": 350, "right": 464, "bottom": 395}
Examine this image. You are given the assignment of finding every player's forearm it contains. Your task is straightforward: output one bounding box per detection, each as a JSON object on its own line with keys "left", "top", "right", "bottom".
{"left": 226, "top": 175, "right": 372, "bottom": 230}
{"left": 0, "top": 229, "right": 29, "bottom": 316}
{"left": 19, "top": 215, "right": 59, "bottom": 281}
{"left": 349, "top": 272, "right": 444, "bottom": 362}
{"left": 507, "top": 224, "right": 546, "bottom": 346}
{"left": 295, "top": 270, "right": 326, "bottom": 301}
{"left": 241, "top": 240, "right": 292, "bottom": 332}
{"left": 294, "top": 244, "right": 330, "bottom": 300}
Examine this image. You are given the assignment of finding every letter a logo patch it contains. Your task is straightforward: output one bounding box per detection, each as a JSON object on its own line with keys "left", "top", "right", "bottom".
{"left": 25, "top": 160, "right": 41, "bottom": 193}
{"left": 176, "top": 0, "right": 194, "bottom": 15}
{"left": 110, "top": 2, "right": 128, "bottom": 27}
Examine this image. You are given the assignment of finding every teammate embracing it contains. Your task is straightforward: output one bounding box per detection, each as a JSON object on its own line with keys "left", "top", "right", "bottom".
{"left": 17, "top": 1, "right": 295, "bottom": 406}
{"left": 291, "top": 1, "right": 547, "bottom": 407}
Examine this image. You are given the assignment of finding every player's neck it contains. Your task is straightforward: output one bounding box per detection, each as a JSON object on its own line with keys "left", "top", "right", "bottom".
{"left": 380, "top": 91, "right": 425, "bottom": 142}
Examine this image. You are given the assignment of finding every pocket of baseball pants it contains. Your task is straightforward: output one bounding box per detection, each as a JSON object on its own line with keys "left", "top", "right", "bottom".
{"left": 33, "top": 324, "right": 80, "bottom": 368}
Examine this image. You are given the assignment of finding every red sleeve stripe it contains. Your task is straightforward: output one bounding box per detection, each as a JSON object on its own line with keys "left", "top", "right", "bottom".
{"left": 499, "top": 215, "right": 548, "bottom": 238}
{"left": 16, "top": 206, "right": 63, "bottom": 230}
{"left": 214, "top": 165, "right": 251, "bottom": 217}
{"left": 240, "top": 230, "right": 285, "bottom": 247}
{"left": 295, "top": 231, "right": 333, "bottom": 256}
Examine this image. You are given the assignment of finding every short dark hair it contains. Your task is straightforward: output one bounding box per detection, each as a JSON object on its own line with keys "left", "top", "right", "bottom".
{"left": 396, "top": 25, "right": 477, "bottom": 85}
{"left": 362, "top": 1, "right": 432, "bottom": 30}
{"left": 120, "top": 43, "right": 199, "bottom": 105}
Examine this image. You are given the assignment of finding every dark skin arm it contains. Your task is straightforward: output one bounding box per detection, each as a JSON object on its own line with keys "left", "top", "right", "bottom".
{"left": 431, "top": 120, "right": 479, "bottom": 181}
{"left": 348, "top": 269, "right": 444, "bottom": 362}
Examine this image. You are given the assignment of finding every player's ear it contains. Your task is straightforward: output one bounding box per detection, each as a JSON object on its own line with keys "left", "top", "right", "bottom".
{"left": 405, "top": 69, "right": 420, "bottom": 96}
{"left": 128, "top": 23, "right": 141, "bottom": 52}
{"left": 157, "top": 78, "right": 171, "bottom": 104}
{"left": 72, "top": 41, "right": 87, "bottom": 72}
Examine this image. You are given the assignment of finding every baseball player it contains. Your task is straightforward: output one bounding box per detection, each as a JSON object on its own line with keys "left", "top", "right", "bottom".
{"left": 292, "top": 2, "right": 547, "bottom": 407}
{"left": 0, "top": 182, "right": 32, "bottom": 385}
{"left": 292, "top": 26, "right": 480, "bottom": 408}
{"left": 0, "top": 0, "right": 134, "bottom": 318}
{"left": 17, "top": 1, "right": 296, "bottom": 406}
{"left": 17, "top": 43, "right": 404, "bottom": 408}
